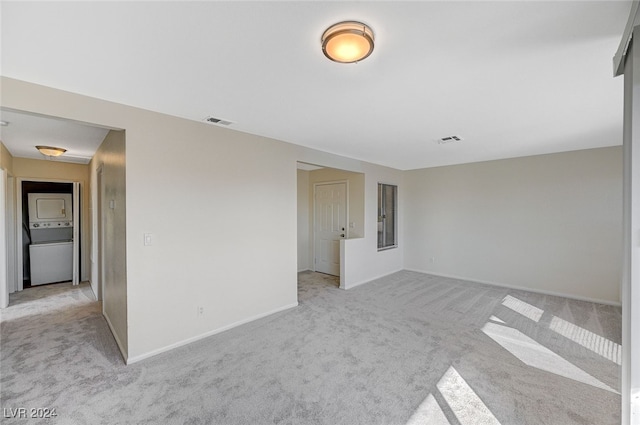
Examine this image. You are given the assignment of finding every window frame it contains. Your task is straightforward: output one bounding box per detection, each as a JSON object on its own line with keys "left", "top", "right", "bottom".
{"left": 377, "top": 183, "right": 398, "bottom": 251}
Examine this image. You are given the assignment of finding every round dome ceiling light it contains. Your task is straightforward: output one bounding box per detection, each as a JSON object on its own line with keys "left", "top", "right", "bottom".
{"left": 322, "top": 21, "right": 374, "bottom": 63}
{"left": 36, "top": 145, "right": 67, "bottom": 157}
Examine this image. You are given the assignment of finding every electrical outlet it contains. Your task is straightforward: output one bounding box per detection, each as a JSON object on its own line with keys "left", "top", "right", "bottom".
{"left": 197, "top": 306, "right": 204, "bottom": 318}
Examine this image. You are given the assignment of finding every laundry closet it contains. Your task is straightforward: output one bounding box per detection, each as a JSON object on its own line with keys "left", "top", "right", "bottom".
{"left": 21, "top": 181, "right": 76, "bottom": 288}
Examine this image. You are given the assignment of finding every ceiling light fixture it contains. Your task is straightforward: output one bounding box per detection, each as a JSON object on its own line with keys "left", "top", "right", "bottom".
{"left": 322, "top": 21, "right": 374, "bottom": 63}
{"left": 36, "top": 145, "right": 67, "bottom": 157}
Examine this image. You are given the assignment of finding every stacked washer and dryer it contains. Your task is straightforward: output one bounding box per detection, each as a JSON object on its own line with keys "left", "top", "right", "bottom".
{"left": 28, "top": 193, "right": 74, "bottom": 286}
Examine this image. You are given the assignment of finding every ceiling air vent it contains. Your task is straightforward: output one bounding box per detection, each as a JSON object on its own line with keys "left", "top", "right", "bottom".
{"left": 436, "top": 135, "right": 463, "bottom": 144}
{"left": 204, "top": 116, "right": 233, "bottom": 126}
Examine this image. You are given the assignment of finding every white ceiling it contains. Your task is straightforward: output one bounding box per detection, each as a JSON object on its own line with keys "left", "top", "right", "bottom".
{"left": 0, "top": 1, "right": 632, "bottom": 170}
{"left": 0, "top": 110, "right": 111, "bottom": 164}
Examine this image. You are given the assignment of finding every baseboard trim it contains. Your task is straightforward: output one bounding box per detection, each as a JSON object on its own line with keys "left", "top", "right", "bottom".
{"left": 126, "top": 302, "right": 299, "bottom": 365}
{"left": 404, "top": 268, "right": 621, "bottom": 306}
{"left": 343, "top": 269, "right": 404, "bottom": 290}
{"left": 103, "top": 311, "right": 128, "bottom": 364}
{"left": 297, "top": 268, "right": 310, "bottom": 273}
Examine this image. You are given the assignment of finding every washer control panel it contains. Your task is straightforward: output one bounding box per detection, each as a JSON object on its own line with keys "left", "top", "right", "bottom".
{"left": 30, "top": 221, "right": 73, "bottom": 229}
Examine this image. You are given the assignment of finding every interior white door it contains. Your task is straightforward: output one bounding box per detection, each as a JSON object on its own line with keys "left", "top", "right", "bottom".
{"left": 314, "top": 183, "right": 347, "bottom": 276}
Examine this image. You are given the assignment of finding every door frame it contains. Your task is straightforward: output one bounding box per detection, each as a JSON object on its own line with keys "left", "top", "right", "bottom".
{"left": 0, "top": 168, "right": 7, "bottom": 308}
{"left": 1, "top": 170, "right": 18, "bottom": 308}
{"left": 16, "top": 177, "right": 82, "bottom": 291}
{"left": 96, "top": 164, "right": 105, "bottom": 302}
{"left": 312, "top": 180, "right": 349, "bottom": 274}
{"left": 6, "top": 174, "right": 17, "bottom": 294}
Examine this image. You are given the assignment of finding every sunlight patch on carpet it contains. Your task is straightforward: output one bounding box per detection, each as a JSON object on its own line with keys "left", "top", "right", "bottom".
{"left": 405, "top": 393, "right": 450, "bottom": 425}
{"left": 501, "top": 295, "right": 543, "bottom": 322}
{"left": 549, "top": 316, "right": 621, "bottom": 365}
{"left": 437, "top": 366, "right": 501, "bottom": 425}
{"left": 406, "top": 366, "right": 501, "bottom": 425}
{"left": 482, "top": 322, "right": 618, "bottom": 393}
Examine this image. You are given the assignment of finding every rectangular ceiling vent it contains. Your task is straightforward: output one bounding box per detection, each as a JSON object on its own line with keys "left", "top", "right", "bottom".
{"left": 436, "top": 135, "right": 463, "bottom": 144}
{"left": 204, "top": 116, "right": 233, "bottom": 126}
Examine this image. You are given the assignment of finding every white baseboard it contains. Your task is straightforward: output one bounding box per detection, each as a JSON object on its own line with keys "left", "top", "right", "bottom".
{"left": 343, "top": 269, "right": 404, "bottom": 290}
{"left": 297, "top": 268, "right": 310, "bottom": 273}
{"left": 404, "top": 268, "right": 621, "bottom": 306}
{"left": 103, "top": 311, "right": 128, "bottom": 364}
{"left": 126, "top": 302, "right": 299, "bottom": 365}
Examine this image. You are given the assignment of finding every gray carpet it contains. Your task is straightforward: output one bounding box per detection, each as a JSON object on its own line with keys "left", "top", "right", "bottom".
{"left": 0, "top": 271, "right": 621, "bottom": 424}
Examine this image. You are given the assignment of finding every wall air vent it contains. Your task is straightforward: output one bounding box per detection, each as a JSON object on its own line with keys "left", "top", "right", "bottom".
{"left": 436, "top": 135, "right": 463, "bottom": 144}
{"left": 204, "top": 116, "right": 233, "bottom": 126}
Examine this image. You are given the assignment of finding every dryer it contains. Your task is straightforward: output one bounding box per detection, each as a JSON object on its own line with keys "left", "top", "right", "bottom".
{"left": 27, "top": 193, "right": 74, "bottom": 286}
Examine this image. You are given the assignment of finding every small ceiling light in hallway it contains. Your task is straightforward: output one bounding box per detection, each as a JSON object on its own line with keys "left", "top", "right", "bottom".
{"left": 322, "top": 21, "right": 374, "bottom": 63}
{"left": 36, "top": 145, "right": 67, "bottom": 157}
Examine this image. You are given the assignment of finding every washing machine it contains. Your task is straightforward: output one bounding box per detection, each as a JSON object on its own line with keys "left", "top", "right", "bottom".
{"left": 29, "top": 241, "right": 73, "bottom": 285}
{"left": 27, "top": 193, "right": 74, "bottom": 286}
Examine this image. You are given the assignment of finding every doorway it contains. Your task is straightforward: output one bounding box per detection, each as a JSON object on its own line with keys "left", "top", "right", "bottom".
{"left": 17, "top": 179, "right": 81, "bottom": 290}
{"left": 296, "top": 163, "right": 364, "bottom": 283}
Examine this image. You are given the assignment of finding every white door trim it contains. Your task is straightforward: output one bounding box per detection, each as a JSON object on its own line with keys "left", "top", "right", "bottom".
{"left": 312, "top": 180, "right": 349, "bottom": 274}
{"left": 0, "top": 168, "right": 8, "bottom": 308}
{"left": 72, "top": 182, "right": 80, "bottom": 285}
{"left": 7, "top": 175, "right": 17, "bottom": 294}
{"left": 97, "top": 164, "right": 105, "bottom": 302}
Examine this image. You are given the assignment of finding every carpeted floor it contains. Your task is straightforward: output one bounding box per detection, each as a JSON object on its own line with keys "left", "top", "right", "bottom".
{"left": 0, "top": 271, "right": 621, "bottom": 424}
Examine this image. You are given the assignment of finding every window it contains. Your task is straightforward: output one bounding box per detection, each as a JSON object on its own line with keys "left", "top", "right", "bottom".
{"left": 377, "top": 183, "right": 397, "bottom": 250}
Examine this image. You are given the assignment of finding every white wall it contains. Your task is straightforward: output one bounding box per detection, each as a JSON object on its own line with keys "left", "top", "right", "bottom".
{"left": 1, "top": 77, "right": 404, "bottom": 362}
{"left": 404, "top": 147, "right": 623, "bottom": 304}
{"left": 339, "top": 167, "right": 403, "bottom": 289}
{"left": 622, "top": 29, "right": 640, "bottom": 424}
{"left": 112, "top": 106, "right": 301, "bottom": 362}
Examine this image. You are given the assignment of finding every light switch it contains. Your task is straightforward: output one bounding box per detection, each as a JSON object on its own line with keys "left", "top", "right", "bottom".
{"left": 144, "top": 233, "right": 153, "bottom": 246}
{"left": 109, "top": 200, "right": 116, "bottom": 209}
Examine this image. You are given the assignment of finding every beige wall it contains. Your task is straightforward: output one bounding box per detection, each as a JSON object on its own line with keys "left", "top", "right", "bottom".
{"left": 12, "top": 157, "right": 88, "bottom": 181}
{"left": 89, "top": 130, "right": 127, "bottom": 354}
{"left": 404, "top": 147, "right": 623, "bottom": 303}
{"left": 1, "top": 142, "right": 14, "bottom": 173}
{"left": 12, "top": 158, "right": 91, "bottom": 282}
